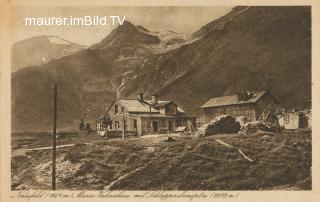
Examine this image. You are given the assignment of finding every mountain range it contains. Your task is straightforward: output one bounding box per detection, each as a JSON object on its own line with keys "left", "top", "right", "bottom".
{"left": 11, "top": 6, "right": 311, "bottom": 132}
{"left": 11, "top": 35, "right": 85, "bottom": 72}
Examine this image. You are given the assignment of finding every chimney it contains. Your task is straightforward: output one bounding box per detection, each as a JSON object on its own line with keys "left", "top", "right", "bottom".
{"left": 137, "top": 92, "right": 144, "bottom": 102}
{"left": 246, "top": 91, "right": 253, "bottom": 99}
{"left": 237, "top": 93, "right": 241, "bottom": 101}
{"left": 237, "top": 92, "right": 245, "bottom": 101}
{"left": 152, "top": 94, "right": 158, "bottom": 105}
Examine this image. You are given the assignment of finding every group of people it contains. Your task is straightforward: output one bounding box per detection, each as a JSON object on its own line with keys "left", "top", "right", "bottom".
{"left": 79, "top": 119, "right": 91, "bottom": 135}
{"left": 79, "top": 115, "right": 112, "bottom": 136}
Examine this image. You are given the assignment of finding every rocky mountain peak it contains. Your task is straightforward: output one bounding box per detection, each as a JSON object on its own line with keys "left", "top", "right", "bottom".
{"left": 90, "top": 20, "right": 160, "bottom": 50}
{"left": 116, "top": 20, "right": 138, "bottom": 31}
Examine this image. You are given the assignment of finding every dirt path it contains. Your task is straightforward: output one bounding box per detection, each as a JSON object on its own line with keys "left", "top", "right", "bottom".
{"left": 12, "top": 143, "right": 90, "bottom": 156}
{"left": 23, "top": 143, "right": 89, "bottom": 151}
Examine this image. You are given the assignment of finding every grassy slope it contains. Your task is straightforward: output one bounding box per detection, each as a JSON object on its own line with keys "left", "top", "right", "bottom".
{"left": 11, "top": 131, "right": 311, "bottom": 190}
{"left": 11, "top": 49, "right": 115, "bottom": 132}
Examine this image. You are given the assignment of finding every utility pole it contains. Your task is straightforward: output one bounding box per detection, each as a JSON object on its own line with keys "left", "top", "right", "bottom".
{"left": 149, "top": 105, "right": 152, "bottom": 133}
{"left": 122, "top": 107, "right": 125, "bottom": 140}
{"left": 52, "top": 83, "right": 58, "bottom": 190}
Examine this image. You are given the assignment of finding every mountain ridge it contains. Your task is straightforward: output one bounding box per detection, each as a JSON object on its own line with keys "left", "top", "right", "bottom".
{"left": 11, "top": 35, "right": 85, "bottom": 72}
{"left": 11, "top": 7, "right": 311, "bottom": 132}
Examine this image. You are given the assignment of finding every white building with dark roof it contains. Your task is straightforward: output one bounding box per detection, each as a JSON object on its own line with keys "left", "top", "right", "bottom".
{"left": 96, "top": 93, "right": 196, "bottom": 136}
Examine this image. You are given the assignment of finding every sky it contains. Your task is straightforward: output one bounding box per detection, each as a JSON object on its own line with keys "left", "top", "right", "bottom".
{"left": 11, "top": 6, "right": 232, "bottom": 46}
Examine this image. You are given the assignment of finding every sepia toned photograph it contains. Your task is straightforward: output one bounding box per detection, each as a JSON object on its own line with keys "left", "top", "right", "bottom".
{"left": 8, "top": 4, "right": 312, "bottom": 192}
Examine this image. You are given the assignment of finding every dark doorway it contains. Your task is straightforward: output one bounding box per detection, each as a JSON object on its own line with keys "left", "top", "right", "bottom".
{"left": 168, "top": 121, "right": 173, "bottom": 132}
{"left": 133, "top": 119, "right": 137, "bottom": 129}
{"left": 299, "top": 114, "right": 308, "bottom": 128}
{"left": 152, "top": 121, "right": 158, "bottom": 132}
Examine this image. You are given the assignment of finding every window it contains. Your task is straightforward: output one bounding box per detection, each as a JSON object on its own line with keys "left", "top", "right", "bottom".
{"left": 109, "top": 121, "right": 112, "bottom": 129}
{"left": 124, "top": 120, "right": 126, "bottom": 130}
{"left": 115, "top": 121, "right": 119, "bottom": 128}
{"left": 165, "top": 106, "right": 169, "bottom": 113}
{"left": 133, "top": 119, "right": 137, "bottom": 129}
{"left": 284, "top": 115, "right": 289, "bottom": 124}
{"left": 114, "top": 105, "right": 118, "bottom": 114}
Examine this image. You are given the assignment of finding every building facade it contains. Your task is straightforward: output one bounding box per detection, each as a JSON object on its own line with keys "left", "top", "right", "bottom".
{"left": 96, "top": 93, "right": 196, "bottom": 136}
{"left": 277, "top": 110, "right": 310, "bottom": 129}
{"left": 200, "top": 91, "right": 279, "bottom": 124}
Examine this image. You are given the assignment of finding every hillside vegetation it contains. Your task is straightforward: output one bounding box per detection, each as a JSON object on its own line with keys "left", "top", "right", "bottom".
{"left": 12, "top": 131, "right": 311, "bottom": 190}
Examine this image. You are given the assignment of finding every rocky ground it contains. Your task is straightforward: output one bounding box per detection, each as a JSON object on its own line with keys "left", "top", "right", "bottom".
{"left": 11, "top": 130, "right": 311, "bottom": 190}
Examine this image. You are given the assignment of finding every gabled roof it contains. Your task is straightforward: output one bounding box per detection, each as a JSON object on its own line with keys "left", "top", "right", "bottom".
{"left": 148, "top": 100, "right": 185, "bottom": 113}
{"left": 117, "top": 99, "right": 159, "bottom": 113}
{"left": 106, "top": 98, "right": 187, "bottom": 114}
{"left": 152, "top": 101, "right": 172, "bottom": 107}
{"left": 200, "top": 91, "right": 269, "bottom": 108}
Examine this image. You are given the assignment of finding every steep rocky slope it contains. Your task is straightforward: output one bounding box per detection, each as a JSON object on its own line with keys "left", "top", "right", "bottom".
{"left": 118, "top": 6, "right": 311, "bottom": 115}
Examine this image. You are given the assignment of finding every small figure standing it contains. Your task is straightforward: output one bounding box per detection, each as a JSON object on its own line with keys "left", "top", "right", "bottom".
{"left": 102, "top": 115, "right": 112, "bottom": 139}
{"left": 79, "top": 118, "right": 85, "bottom": 136}
{"left": 85, "top": 123, "right": 91, "bottom": 135}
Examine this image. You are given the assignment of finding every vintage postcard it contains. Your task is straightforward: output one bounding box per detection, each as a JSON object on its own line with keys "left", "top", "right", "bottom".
{"left": 1, "top": 0, "right": 319, "bottom": 202}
